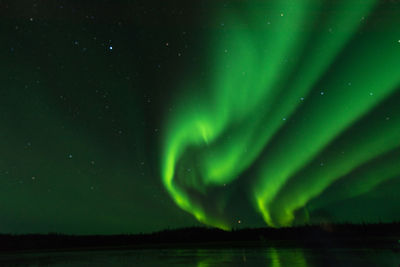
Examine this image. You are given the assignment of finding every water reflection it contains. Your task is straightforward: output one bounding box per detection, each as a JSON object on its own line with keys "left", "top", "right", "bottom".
{"left": 0, "top": 246, "right": 398, "bottom": 266}
{"left": 195, "top": 247, "right": 308, "bottom": 267}
{"left": 269, "top": 247, "right": 307, "bottom": 267}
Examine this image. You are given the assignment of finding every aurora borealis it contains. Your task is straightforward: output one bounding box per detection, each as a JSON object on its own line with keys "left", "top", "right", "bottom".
{"left": 162, "top": 0, "right": 400, "bottom": 229}
{"left": 1, "top": 0, "right": 400, "bottom": 234}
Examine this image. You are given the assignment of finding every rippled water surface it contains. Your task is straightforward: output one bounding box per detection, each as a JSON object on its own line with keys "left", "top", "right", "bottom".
{"left": 0, "top": 247, "right": 399, "bottom": 266}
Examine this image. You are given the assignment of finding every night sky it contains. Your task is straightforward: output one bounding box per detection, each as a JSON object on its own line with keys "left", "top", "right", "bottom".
{"left": 1, "top": 0, "right": 400, "bottom": 234}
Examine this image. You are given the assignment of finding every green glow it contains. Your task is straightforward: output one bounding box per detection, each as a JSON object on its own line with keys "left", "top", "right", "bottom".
{"left": 196, "top": 249, "right": 233, "bottom": 267}
{"left": 162, "top": 0, "right": 400, "bottom": 228}
{"left": 254, "top": 10, "right": 400, "bottom": 226}
{"left": 269, "top": 247, "right": 307, "bottom": 267}
{"left": 309, "top": 149, "right": 400, "bottom": 213}
{"left": 265, "top": 97, "right": 400, "bottom": 226}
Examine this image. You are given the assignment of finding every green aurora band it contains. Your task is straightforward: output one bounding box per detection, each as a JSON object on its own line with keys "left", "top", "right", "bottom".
{"left": 162, "top": 0, "right": 400, "bottom": 229}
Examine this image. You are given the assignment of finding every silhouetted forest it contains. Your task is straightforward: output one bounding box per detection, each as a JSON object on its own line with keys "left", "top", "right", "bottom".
{"left": 1, "top": 222, "right": 400, "bottom": 252}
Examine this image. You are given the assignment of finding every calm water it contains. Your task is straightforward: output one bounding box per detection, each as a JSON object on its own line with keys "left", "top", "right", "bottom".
{"left": 0, "top": 247, "right": 399, "bottom": 266}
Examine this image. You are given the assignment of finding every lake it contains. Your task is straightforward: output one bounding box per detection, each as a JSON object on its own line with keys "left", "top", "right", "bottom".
{"left": 0, "top": 247, "right": 399, "bottom": 266}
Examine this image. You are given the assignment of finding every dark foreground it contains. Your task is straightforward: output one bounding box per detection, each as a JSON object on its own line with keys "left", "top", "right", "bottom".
{"left": 0, "top": 223, "right": 399, "bottom": 266}
{"left": 1, "top": 222, "right": 400, "bottom": 251}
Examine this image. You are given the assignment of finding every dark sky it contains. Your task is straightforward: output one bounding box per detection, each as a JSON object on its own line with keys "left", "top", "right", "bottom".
{"left": 0, "top": 0, "right": 210, "bottom": 234}
{"left": 1, "top": 0, "right": 400, "bottom": 234}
